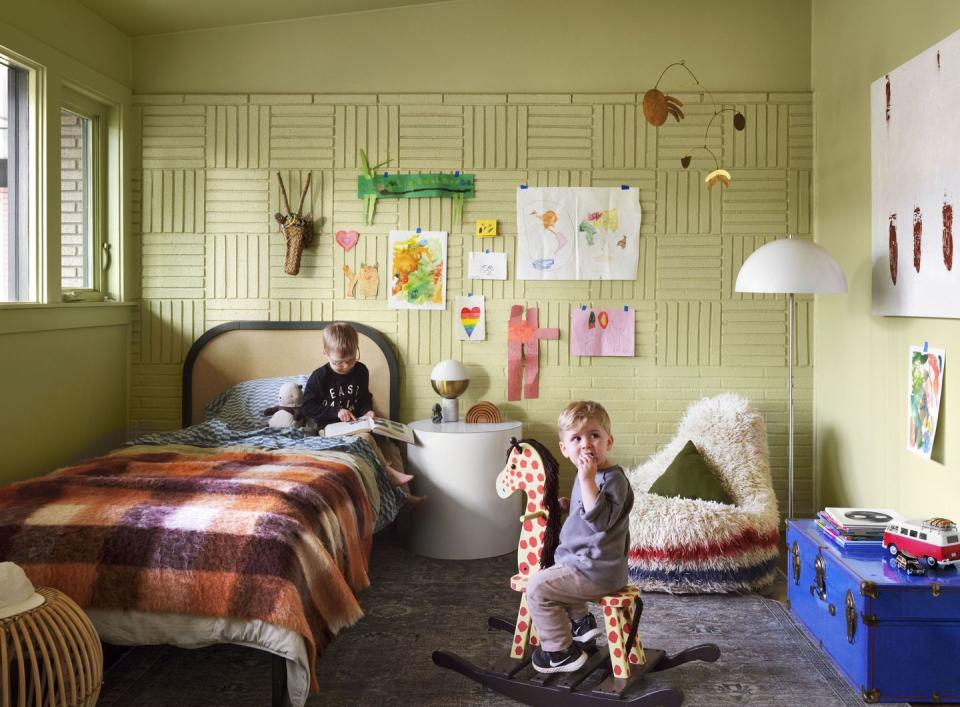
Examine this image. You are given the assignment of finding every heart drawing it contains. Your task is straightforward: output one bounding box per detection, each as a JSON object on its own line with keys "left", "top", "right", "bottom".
{"left": 335, "top": 230, "right": 360, "bottom": 251}
{"left": 460, "top": 306, "right": 481, "bottom": 337}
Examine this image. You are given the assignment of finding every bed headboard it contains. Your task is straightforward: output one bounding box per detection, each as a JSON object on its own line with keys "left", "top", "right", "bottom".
{"left": 181, "top": 321, "right": 400, "bottom": 427}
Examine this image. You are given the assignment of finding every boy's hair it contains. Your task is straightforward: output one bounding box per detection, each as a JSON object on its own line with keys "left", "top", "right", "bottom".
{"left": 322, "top": 322, "right": 359, "bottom": 356}
{"left": 557, "top": 401, "right": 612, "bottom": 436}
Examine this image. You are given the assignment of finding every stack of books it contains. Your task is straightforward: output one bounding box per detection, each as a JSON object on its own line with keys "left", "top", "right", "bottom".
{"left": 815, "top": 507, "right": 902, "bottom": 549}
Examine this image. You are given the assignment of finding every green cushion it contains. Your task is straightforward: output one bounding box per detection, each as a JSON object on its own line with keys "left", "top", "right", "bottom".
{"left": 648, "top": 440, "right": 734, "bottom": 505}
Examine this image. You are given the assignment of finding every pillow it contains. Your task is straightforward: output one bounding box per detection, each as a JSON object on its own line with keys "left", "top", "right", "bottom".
{"left": 204, "top": 374, "right": 309, "bottom": 430}
{"left": 648, "top": 440, "right": 735, "bottom": 505}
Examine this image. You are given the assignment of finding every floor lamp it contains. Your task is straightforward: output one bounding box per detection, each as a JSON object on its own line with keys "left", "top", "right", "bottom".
{"left": 735, "top": 235, "right": 847, "bottom": 520}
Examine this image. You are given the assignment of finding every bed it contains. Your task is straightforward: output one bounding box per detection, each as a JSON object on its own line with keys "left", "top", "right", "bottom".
{"left": 0, "top": 321, "right": 406, "bottom": 707}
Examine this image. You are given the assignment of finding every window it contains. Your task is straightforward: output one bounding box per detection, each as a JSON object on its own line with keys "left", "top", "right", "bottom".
{"left": 60, "top": 89, "right": 107, "bottom": 300}
{"left": 949, "top": 535, "right": 958, "bottom": 544}
{"left": 889, "top": 526, "right": 898, "bottom": 533}
{"left": 909, "top": 530, "right": 918, "bottom": 538}
{"left": 919, "top": 533, "right": 927, "bottom": 540}
{"left": 1, "top": 58, "right": 32, "bottom": 302}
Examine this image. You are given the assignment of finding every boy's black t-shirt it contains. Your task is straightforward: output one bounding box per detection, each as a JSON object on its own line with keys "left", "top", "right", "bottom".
{"left": 301, "top": 362, "right": 374, "bottom": 427}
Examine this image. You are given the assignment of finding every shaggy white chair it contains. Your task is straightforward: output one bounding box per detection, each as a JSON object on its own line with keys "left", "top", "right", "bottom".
{"left": 626, "top": 393, "right": 780, "bottom": 593}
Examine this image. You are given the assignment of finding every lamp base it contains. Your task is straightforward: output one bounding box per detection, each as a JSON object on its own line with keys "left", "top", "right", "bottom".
{"left": 440, "top": 398, "right": 459, "bottom": 423}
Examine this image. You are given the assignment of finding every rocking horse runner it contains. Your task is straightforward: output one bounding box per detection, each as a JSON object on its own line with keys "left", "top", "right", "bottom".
{"left": 433, "top": 436, "right": 721, "bottom": 706}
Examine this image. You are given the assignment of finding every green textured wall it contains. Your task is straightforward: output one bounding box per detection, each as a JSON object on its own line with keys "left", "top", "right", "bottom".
{"left": 132, "top": 89, "right": 815, "bottom": 513}
{"left": 812, "top": 1, "right": 960, "bottom": 516}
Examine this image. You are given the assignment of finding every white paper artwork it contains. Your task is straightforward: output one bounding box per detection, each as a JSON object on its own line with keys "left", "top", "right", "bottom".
{"left": 455, "top": 294, "right": 486, "bottom": 341}
{"left": 872, "top": 27, "right": 960, "bottom": 317}
{"left": 516, "top": 187, "right": 641, "bottom": 280}
{"left": 468, "top": 251, "right": 508, "bottom": 280}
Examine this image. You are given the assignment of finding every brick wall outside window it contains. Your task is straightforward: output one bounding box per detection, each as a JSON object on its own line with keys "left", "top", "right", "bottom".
{"left": 60, "top": 110, "right": 85, "bottom": 289}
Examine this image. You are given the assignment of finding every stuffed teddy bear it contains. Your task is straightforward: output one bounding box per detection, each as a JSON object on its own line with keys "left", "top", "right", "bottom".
{"left": 263, "top": 381, "right": 308, "bottom": 429}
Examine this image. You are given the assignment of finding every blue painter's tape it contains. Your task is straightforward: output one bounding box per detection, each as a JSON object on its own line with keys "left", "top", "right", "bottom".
{"left": 923, "top": 341, "right": 929, "bottom": 353}
{"left": 468, "top": 292, "right": 472, "bottom": 297}
{"left": 454, "top": 170, "right": 460, "bottom": 177}
{"left": 384, "top": 172, "right": 389, "bottom": 177}
{"left": 581, "top": 304, "right": 587, "bottom": 311}
{"left": 621, "top": 184, "right": 629, "bottom": 190}
{"left": 520, "top": 184, "right": 528, "bottom": 189}
{"left": 624, "top": 305, "right": 629, "bottom": 312}
{"left": 415, "top": 227, "right": 422, "bottom": 234}
{"left": 485, "top": 249, "right": 490, "bottom": 254}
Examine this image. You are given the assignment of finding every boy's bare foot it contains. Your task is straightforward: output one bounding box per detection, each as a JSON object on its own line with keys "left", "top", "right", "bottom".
{"left": 385, "top": 465, "right": 414, "bottom": 486}
{"left": 402, "top": 493, "right": 426, "bottom": 509}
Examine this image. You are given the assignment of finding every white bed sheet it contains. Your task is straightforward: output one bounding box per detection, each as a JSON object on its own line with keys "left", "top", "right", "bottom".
{"left": 89, "top": 608, "right": 311, "bottom": 707}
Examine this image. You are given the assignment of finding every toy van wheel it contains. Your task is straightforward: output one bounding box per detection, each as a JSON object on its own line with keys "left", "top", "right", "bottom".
{"left": 925, "top": 555, "right": 938, "bottom": 568}
{"left": 888, "top": 544, "right": 899, "bottom": 557}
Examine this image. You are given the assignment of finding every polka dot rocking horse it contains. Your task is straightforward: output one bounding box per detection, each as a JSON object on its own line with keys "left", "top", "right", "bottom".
{"left": 433, "top": 438, "right": 721, "bottom": 706}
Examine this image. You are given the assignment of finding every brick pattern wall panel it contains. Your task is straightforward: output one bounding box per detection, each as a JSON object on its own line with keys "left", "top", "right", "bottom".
{"left": 269, "top": 105, "right": 335, "bottom": 168}
{"left": 141, "top": 169, "right": 204, "bottom": 234}
{"left": 140, "top": 233, "right": 204, "bottom": 299}
{"left": 721, "top": 169, "right": 789, "bottom": 235}
{"left": 398, "top": 104, "right": 464, "bottom": 170}
{"left": 462, "top": 104, "right": 527, "bottom": 170}
{"left": 132, "top": 91, "right": 815, "bottom": 516}
{"left": 206, "top": 104, "right": 270, "bottom": 169}
{"left": 205, "top": 169, "right": 269, "bottom": 234}
{"left": 527, "top": 105, "right": 593, "bottom": 170}
{"left": 333, "top": 103, "right": 398, "bottom": 170}
{"left": 141, "top": 104, "right": 206, "bottom": 169}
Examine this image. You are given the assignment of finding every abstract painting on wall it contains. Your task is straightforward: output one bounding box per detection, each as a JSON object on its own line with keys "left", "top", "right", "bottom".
{"left": 908, "top": 344, "right": 945, "bottom": 459}
{"left": 872, "top": 27, "right": 960, "bottom": 317}
{"left": 388, "top": 230, "right": 447, "bottom": 310}
{"left": 516, "top": 187, "right": 641, "bottom": 280}
{"left": 570, "top": 306, "right": 635, "bottom": 357}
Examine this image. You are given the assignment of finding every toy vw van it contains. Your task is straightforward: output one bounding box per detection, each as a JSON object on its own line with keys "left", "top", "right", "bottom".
{"left": 882, "top": 517, "right": 960, "bottom": 568}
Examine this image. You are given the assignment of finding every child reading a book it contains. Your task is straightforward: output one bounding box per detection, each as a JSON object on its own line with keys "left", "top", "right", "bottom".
{"left": 302, "top": 322, "right": 423, "bottom": 505}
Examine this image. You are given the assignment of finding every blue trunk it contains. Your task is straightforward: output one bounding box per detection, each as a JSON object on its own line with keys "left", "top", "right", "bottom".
{"left": 787, "top": 519, "right": 960, "bottom": 703}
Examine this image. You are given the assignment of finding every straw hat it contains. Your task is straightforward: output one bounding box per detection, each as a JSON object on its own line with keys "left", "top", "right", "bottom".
{"left": 0, "top": 562, "right": 45, "bottom": 619}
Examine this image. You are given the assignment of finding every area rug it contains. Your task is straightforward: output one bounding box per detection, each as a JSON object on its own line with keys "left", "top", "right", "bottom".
{"left": 97, "top": 527, "right": 908, "bottom": 706}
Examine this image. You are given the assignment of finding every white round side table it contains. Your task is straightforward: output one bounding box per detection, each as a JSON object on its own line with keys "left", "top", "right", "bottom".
{"left": 406, "top": 419, "right": 522, "bottom": 560}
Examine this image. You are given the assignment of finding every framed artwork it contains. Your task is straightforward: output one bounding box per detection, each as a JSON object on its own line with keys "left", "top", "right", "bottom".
{"left": 872, "top": 27, "right": 960, "bottom": 317}
{"left": 516, "top": 187, "right": 641, "bottom": 280}
{"left": 388, "top": 230, "right": 447, "bottom": 310}
{"left": 908, "top": 345, "right": 945, "bottom": 459}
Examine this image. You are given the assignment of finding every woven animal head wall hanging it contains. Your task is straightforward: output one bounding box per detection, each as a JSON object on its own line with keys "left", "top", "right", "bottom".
{"left": 274, "top": 172, "right": 313, "bottom": 275}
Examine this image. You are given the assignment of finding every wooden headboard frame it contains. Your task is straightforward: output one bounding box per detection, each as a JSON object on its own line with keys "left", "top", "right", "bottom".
{"left": 181, "top": 321, "right": 400, "bottom": 427}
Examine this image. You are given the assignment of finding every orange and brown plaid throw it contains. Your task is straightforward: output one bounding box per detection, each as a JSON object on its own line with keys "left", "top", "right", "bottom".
{"left": 0, "top": 445, "right": 376, "bottom": 692}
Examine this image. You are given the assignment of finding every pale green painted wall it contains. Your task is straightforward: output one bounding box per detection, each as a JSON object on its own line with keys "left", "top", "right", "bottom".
{"left": 0, "top": 4, "right": 133, "bottom": 483}
{"left": 133, "top": 0, "right": 811, "bottom": 95}
{"left": 132, "top": 0, "right": 816, "bottom": 511}
{"left": 812, "top": 1, "right": 960, "bottom": 516}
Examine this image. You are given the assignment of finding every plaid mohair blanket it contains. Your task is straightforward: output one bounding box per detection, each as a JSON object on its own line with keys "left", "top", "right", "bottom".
{"left": 0, "top": 444, "right": 380, "bottom": 692}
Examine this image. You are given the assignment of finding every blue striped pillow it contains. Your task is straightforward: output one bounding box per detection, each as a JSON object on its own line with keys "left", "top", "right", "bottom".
{"left": 205, "top": 375, "right": 309, "bottom": 431}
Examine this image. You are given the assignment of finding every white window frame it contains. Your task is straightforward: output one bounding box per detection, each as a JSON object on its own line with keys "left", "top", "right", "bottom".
{"left": 0, "top": 50, "right": 41, "bottom": 304}
{"left": 60, "top": 87, "right": 107, "bottom": 302}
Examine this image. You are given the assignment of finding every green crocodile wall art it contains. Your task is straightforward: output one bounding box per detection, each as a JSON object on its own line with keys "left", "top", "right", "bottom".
{"left": 357, "top": 149, "right": 475, "bottom": 226}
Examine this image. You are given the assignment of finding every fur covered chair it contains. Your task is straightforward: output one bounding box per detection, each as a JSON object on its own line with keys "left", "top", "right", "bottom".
{"left": 626, "top": 393, "right": 780, "bottom": 593}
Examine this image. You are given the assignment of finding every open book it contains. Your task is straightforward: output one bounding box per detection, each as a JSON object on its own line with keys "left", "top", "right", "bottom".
{"left": 323, "top": 417, "right": 414, "bottom": 444}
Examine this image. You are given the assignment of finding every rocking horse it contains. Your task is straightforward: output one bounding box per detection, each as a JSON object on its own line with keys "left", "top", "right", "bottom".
{"left": 433, "top": 438, "right": 720, "bottom": 706}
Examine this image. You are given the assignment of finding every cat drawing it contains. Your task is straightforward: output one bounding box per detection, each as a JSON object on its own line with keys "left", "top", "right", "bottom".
{"left": 343, "top": 263, "right": 379, "bottom": 298}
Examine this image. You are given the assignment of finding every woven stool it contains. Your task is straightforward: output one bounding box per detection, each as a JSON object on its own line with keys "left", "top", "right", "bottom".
{"left": 1, "top": 587, "right": 103, "bottom": 707}
{"left": 599, "top": 586, "right": 645, "bottom": 678}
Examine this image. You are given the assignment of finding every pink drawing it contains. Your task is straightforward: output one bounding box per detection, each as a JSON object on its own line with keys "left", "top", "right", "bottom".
{"left": 507, "top": 305, "right": 559, "bottom": 401}
{"left": 335, "top": 230, "right": 360, "bottom": 251}
{"left": 571, "top": 307, "right": 635, "bottom": 357}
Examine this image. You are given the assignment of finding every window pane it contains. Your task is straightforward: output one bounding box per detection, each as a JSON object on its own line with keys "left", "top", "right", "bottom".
{"left": 1, "top": 60, "right": 31, "bottom": 302}
{"left": 60, "top": 109, "right": 92, "bottom": 290}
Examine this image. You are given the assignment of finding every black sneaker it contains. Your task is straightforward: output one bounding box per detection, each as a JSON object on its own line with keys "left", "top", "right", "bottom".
{"left": 531, "top": 642, "right": 587, "bottom": 673}
{"left": 571, "top": 613, "right": 600, "bottom": 643}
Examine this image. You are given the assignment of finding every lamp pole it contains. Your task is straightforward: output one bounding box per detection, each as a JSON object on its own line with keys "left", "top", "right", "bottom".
{"left": 787, "top": 290, "right": 795, "bottom": 521}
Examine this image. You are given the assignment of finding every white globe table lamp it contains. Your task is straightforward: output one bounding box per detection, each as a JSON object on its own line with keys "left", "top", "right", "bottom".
{"left": 735, "top": 235, "right": 847, "bottom": 520}
{"left": 430, "top": 359, "right": 470, "bottom": 422}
